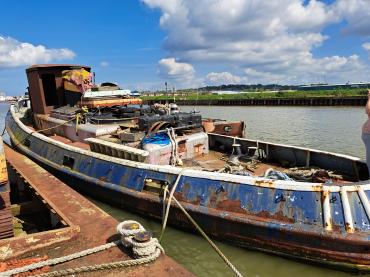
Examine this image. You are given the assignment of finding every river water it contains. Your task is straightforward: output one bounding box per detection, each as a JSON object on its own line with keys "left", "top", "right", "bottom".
{"left": 98, "top": 106, "right": 368, "bottom": 277}
{"left": 2, "top": 104, "right": 368, "bottom": 277}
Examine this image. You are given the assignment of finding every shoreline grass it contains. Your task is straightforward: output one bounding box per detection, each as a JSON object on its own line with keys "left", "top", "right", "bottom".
{"left": 141, "top": 88, "right": 368, "bottom": 101}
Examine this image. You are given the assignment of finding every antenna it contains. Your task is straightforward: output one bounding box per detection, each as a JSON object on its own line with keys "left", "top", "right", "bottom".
{"left": 164, "top": 82, "right": 169, "bottom": 106}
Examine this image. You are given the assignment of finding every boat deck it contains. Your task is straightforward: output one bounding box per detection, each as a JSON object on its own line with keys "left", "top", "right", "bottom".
{"left": 190, "top": 150, "right": 286, "bottom": 176}
{"left": 1, "top": 144, "right": 192, "bottom": 276}
{"left": 24, "top": 122, "right": 90, "bottom": 150}
{"left": 42, "top": 131, "right": 349, "bottom": 182}
{"left": 44, "top": 132, "right": 284, "bottom": 177}
{"left": 47, "top": 133, "right": 90, "bottom": 150}
{"left": 22, "top": 111, "right": 350, "bottom": 183}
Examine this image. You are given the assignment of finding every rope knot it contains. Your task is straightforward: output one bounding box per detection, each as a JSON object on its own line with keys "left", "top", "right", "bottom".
{"left": 117, "top": 220, "right": 164, "bottom": 258}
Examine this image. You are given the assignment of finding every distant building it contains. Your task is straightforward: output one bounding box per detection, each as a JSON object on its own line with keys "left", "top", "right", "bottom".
{"left": 211, "top": 90, "right": 243, "bottom": 94}
{"left": 299, "top": 83, "right": 370, "bottom": 91}
{"left": 0, "top": 91, "right": 5, "bottom": 102}
{"left": 130, "top": 90, "right": 141, "bottom": 97}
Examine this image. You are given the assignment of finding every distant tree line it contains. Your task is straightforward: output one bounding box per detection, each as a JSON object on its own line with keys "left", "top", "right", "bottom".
{"left": 197, "top": 84, "right": 298, "bottom": 91}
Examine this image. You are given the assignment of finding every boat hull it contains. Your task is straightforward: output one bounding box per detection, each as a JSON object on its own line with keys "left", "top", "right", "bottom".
{"left": 6, "top": 105, "right": 370, "bottom": 271}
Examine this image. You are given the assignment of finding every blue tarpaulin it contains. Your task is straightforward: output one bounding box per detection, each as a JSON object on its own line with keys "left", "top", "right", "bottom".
{"left": 142, "top": 132, "right": 171, "bottom": 146}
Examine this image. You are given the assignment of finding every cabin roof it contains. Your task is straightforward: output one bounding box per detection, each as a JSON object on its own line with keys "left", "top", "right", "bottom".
{"left": 26, "top": 64, "right": 91, "bottom": 73}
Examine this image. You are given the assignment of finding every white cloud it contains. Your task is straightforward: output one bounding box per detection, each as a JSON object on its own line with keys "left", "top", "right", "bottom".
{"left": 0, "top": 36, "right": 75, "bottom": 68}
{"left": 100, "top": 61, "right": 109, "bottom": 67}
{"left": 158, "top": 58, "right": 195, "bottom": 83}
{"left": 244, "top": 68, "right": 282, "bottom": 84}
{"left": 363, "top": 43, "right": 370, "bottom": 51}
{"left": 206, "top": 72, "right": 241, "bottom": 85}
{"left": 143, "top": 0, "right": 370, "bottom": 85}
{"left": 334, "top": 0, "right": 370, "bottom": 36}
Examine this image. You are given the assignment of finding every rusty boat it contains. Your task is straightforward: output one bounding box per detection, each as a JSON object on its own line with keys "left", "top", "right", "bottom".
{"left": 5, "top": 64, "right": 370, "bottom": 271}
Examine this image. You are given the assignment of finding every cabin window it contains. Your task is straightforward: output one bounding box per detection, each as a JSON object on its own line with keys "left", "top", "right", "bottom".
{"left": 63, "top": 155, "right": 75, "bottom": 169}
{"left": 41, "top": 74, "right": 58, "bottom": 107}
{"left": 24, "top": 138, "right": 31, "bottom": 147}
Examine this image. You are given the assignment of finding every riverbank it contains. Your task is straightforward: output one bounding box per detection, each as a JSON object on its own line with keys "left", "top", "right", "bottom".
{"left": 145, "top": 96, "right": 366, "bottom": 106}
{"left": 142, "top": 88, "right": 368, "bottom": 106}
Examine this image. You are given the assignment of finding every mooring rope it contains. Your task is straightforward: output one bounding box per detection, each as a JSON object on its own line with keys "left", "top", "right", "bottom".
{"left": 160, "top": 172, "right": 244, "bottom": 277}
{"left": 13, "top": 114, "right": 80, "bottom": 149}
{"left": 0, "top": 220, "right": 164, "bottom": 277}
{"left": 167, "top": 128, "right": 176, "bottom": 166}
{"left": 159, "top": 170, "right": 185, "bottom": 241}
{"left": 35, "top": 250, "right": 162, "bottom": 277}
{"left": 166, "top": 127, "right": 182, "bottom": 167}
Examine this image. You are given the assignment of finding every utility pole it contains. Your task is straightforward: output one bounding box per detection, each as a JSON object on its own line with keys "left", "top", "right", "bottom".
{"left": 165, "top": 82, "right": 168, "bottom": 105}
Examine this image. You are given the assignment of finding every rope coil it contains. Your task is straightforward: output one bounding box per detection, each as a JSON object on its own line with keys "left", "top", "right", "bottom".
{"left": 0, "top": 220, "right": 164, "bottom": 277}
{"left": 117, "top": 220, "right": 145, "bottom": 248}
{"left": 117, "top": 220, "right": 164, "bottom": 258}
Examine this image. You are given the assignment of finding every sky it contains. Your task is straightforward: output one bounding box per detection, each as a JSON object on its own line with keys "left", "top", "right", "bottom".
{"left": 1, "top": 0, "right": 370, "bottom": 95}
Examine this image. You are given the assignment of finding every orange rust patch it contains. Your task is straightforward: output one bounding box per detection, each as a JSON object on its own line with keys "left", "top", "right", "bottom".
{"left": 255, "top": 210, "right": 295, "bottom": 224}
{"left": 255, "top": 179, "right": 275, "bottom": 188}
{"left": 321, "top": 190, "right": 329, "bottom": 202}
{"left": 216, "top": 198, "right": 245, "bottom": 213}
{"left": 312, "top": 184, "right": 323, "bottom": 192}
{"left": 0, "top": 255, "right": 49, "bottom": 276}
{"left": 345, "top": 222, "right": 354, "bottom": 233}
{"left": 173, "top": 191, "right": 200, "bottom": 206}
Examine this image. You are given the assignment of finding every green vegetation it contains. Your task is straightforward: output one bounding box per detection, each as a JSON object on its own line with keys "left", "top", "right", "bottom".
{"left": 141, "top": 88, "right": 368, "bottom": 101}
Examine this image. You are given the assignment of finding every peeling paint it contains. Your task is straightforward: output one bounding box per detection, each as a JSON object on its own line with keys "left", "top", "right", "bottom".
{"left": 26, "top": 237, "right": 40, "bottom": 244}
{"left": 0, "top": 245, "right": 12, "bottom": 259}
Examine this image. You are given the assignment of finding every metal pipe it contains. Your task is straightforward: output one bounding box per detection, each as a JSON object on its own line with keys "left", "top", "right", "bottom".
{"left": 340, "top": 187, "right": 354, "bottom": 233}
{"left": 358, "top": 187, "right": 370, "bottom": 222}
{"left": 322, "top": 189, "right": 332, "bottom": 231}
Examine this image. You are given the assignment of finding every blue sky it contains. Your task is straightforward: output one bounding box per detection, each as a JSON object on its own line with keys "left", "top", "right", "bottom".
{"left": 0, "top": 1, "right": 167, "bottom": 94}
{"left": 1, "top": 0, "right": 370, "bottom": 95}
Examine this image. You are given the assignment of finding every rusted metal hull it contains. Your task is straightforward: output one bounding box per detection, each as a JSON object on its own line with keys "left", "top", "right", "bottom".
{"left": 6, "top": 105, "right": 370, "bottom": 272}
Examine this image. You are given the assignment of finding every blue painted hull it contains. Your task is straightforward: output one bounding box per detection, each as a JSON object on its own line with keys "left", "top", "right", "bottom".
{"left": 6, "top": 106, "right": 370, "bottom": 271}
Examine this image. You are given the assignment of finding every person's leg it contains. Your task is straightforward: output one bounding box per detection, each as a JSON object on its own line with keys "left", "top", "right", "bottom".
{"left": 362, "top": 133, "right": 370, "bottom": 175}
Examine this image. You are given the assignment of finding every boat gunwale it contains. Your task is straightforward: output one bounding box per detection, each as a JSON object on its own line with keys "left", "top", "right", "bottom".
{"left": 210, "top": 133, "right": 366, "bottom": 162}
{"left": 7, "top": 127, "right": 370, "bottom": 241}
{"left": 8, "top": 104, "right": 370, "bottom": 193}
